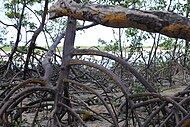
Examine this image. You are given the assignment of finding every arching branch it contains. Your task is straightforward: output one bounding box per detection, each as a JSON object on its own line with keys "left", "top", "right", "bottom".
{"left": 72, "top": 49, "right": 156, "bottom": 92}
{"left": 49, "top": 0, "right": 190, "bottom": 40}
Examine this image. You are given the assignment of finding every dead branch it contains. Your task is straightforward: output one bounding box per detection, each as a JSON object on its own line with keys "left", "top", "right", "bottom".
{"left": 49, "top": 0, "right": 190, "bottom": 41}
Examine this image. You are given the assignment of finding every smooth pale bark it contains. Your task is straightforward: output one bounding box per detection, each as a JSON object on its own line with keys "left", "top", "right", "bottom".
{"left": 49, "top": 0, "right": 190, "bottom": 41}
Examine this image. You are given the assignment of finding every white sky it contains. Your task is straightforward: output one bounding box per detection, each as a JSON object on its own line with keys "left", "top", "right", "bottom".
{"left": 75, "top": 23, "right": 117, "bottom": 46}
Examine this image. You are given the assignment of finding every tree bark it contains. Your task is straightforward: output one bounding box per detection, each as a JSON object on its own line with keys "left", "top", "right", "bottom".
{"left": 49, "top": 0, "right": 190, "bottom": 41}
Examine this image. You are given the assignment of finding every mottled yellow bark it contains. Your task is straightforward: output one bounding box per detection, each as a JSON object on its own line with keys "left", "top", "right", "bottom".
{"left": 61, "top": 8, "right": 84, "bottom": 20}
{"left": 103, "top": 14, "right": 127, "bottom": 27}
{"left": 102, "top": 14, "right": 149, "bottom": 31}
{"left": 161, "top": 24, "right": 190, "bottom": 39}
{"left": 91, "top": 10, "right": 100, "bottom": 15}
{"left": 61, "top": 8, "right": 68, "bottom": 14}
{"left": 102, "top": 14, "right": 129, "bottom": 28}
{"left": 71, "top": 12, "right": 85, "bottom": 20}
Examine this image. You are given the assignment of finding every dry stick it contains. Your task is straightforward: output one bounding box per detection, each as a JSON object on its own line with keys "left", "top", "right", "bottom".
{"left": 4, "top": 87, "right": 54, "bottom": 112}
{"left": 63, "top": 79, "right": 119, "bottom": 127}
{"left": 73, "top": 49, "right": 156, "bottom": 93}
{"left": 58, "top": 102, "right": 88, "bottom": 127}
{"left": 6, "top": 91, "right": 52, "bottom": 113}
{"left": 130, "top": 97, "right": 165, "bottom": 126}
{"left": 130, "top": 93, "right": 188, "bottom": 121}
{"left": 6, "top": 98, "right": 54, "bottom": 121}
{"left": 69, "top": 59, "right": 130, "bottom": 98}
{"left": 4, "top": 0, "right": 26, "bottom": 77}
{"left": 176, "top": 112, "right": 190, "bottom": 127}
{"left": 2, "top": 89, "right": 54, "bottom": 126}
{"left": 23, "top": 0, "right": 49, "bottom": 79}
{"left": 174, "top": 109, "right": 180, "bottom": 125}
{"left": 176, "top": 98, "right": 190, "bottom": 127}
{"left": 76, "top": 68, "right": 119, "bottom": 120}
{"left": 68, "top": 59, "right": 132, "bottom": 126}
{"left": 31, "top": 92, "right": 49, "bottom": 127}
{"left": 160, "top": 112, "right": 174, "bottom": 127}
{"left": 174, "top": 90, "right": 190, "bottom": 97}
{"left": 130, "top": 108, "right": 143, "bottom": 127}
{"left": 142, "top": 103, "right": 167, "bottom": 126}
{"left": 132, "top": 98, "right": 161, "bottom": 109}
{"left": 164, "top": 97, "right": 187, "bottom": 115}
{"left": 70, "top": 94, "right": 114, "bottom": 123}
{"left": 0, "top": 79, "right": 46, "bottom": 108}
{"left": 161, "top": 96, "right": 190, "bottom": 126}
{"left": 132, "top": 96, "right": 184, "bottom": 108}
{"left": 119, "top": 100, "right": 143, "bottom": 127}
{"left": 128, "top": 93, "right": 168, "bottom": 126}
{"left": 54, "top": 115, "right": 62, "bottom": 127}
{"left": 143, "top": 96, "right": 189, "bottom": 126}
{"left": 0, "top": 86, "right": 54, "bottom": 117}
{"left": 42, "top": 32, "right": 65, "bottom": 84}
{"left": 6, "top": 103, "right": 54, "bottom": 119}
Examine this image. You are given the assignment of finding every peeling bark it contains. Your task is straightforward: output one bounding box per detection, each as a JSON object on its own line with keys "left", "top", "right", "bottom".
{"left": 49, "top": 0, "right": 190, "bottom": 41}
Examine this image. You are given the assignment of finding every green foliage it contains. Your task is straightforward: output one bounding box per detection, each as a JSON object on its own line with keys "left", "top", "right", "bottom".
{"left": 97, "top": 0, "right": 143, "bottom": 8}
{"left": 125, "top": 28, "right": 144, "bottom": 52}
{"left": 149, "top": 0, "right": 167, "bottom": 10}
{"left": 11, "top": 119, "right": 28, "bottom": 127}
{"left": 0, "top": 27, "right": 8, "bottom": 45}
{"left": 29, "top": 22, "right": 37, "bottom": 29}
{"left": 6, "top": 12, "right": 20, "bottom": 19}
{"left": 132, "top": 83, "right": 146, "bottom": 93}
{"left": 98, "top": 39, "right": 119, "bottom": 54}
{"left": 183, "top": 3, "right": 190, "bottom": 12}
{"left": 4, "top": 3, "right": 13, "bottom": 10}
{"left": 0, "top": 46, "right": 12, "bottom": 52}
{"left": 34, "top": 9, "right": 43, "bottom": 15}
{"left": 9, "top": 0, "right": 42, "bottom": 5}
{"left": 4, "top": 2, "right": 20, "bottom": 19}
{"left": 158, "top": 38, "right": 173, "bottom": 50}
{"left": 158, "top": 38, "right": 183, "bottom": 50}
{"left": 18, "top": 46, "right": 28, "bottom": 52}
{"left": 1, "top": 0, "right": 64, "bottom": 46}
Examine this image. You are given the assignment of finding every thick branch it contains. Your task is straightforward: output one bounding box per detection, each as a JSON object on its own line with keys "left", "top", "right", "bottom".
{"left": 49, "top": 0, "right": 190, "bottom": 40}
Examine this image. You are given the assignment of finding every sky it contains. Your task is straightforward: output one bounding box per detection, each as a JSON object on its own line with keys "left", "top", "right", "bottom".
{"left": 75, "top": 23, "right": 119, "bottom": 46}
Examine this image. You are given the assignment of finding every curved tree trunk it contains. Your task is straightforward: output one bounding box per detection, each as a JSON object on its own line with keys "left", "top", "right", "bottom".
{"left": 49, "top": 0, "right": 190, "bottom": 41}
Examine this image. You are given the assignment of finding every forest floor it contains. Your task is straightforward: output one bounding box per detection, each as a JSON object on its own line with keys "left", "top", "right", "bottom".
{"left": 17, "top": 82, "right": 187, "bottom": 127}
